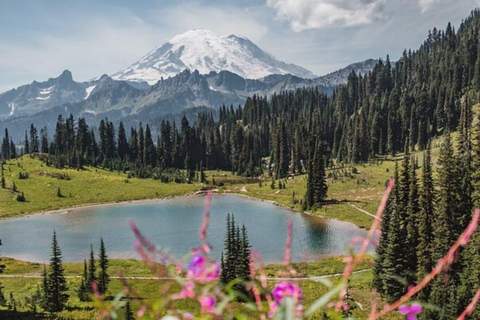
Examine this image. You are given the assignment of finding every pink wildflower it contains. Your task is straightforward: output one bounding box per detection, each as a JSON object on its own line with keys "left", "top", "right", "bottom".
{"left": 269, "top": 281, "right": 303, "bottom": 318}
{"left": 188, "top": 253, "right": 206, "bottom": 278}
{"left": 180, "top": 282, "right": 195, "bottom": 299}
{"left": 199, "top": 295, "right": 216, "bottom": 313}
{"left": 272, "top": 281, "right": 302, "bottom": 303}
{"left": 183, "top": 313, "right": 194, "bottom": 319}
{"left": 187, "top": 252, "right": 220, "bottom": 283}
{"left": 398, "top": 303, "right": 422, "bottom": 320}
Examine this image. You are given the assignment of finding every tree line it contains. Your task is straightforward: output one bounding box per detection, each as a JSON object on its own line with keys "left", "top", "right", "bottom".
{"left": 374, "top": 102, "right": 480, "bottom": 319}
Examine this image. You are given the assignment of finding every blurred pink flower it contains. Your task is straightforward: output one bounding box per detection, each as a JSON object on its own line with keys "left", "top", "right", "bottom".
{"left": 188, "top": 253, "right": 206, "bottom": 278}
{"left": 269, "top": 281, "right": 303, "bottom": 318}
{"left": 272, "top": 281, "right": 302, "bottom": 303}
{"left": 187, "top": 252, "right": 220, "bottom": 283}
{"left": 199, "top": 295, "right": 216, "bottom": 313}
{"left": 398, "top": 303, "right": 422, "bottom": 320}
{"left": 180, "top": 282, "right": 195, "bottom": 299}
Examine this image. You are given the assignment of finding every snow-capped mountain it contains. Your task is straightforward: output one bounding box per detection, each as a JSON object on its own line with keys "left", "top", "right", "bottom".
{"left": 112, "top": 29, "right": 317, "bottom": 84}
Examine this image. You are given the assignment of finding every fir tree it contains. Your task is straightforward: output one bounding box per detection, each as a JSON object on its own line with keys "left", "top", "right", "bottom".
{"left": 304, "top": 137, "right": 328, "bottom": 210}
{"left": 373, "top": 179, "right": 395, "bottom": 294}
{"left": 405, "top": 153, "right": 419, "bottom": 284}
{"left": 378, "top": 160, "right": 406, "bottom": 300}
{"left": 87, "top": 245, "right": 97, "bottom": 292}
{"left": 0, "top": 239, "right": 5, "bottom": 307}
{"left": 45, "top": 231, "right": 69, "bottom": 312}
{"left": 24, "top": 130, "right": 29, "bottom": 154}
{"left": 416, "top": 143, "right": 435, "bottom": 301}
{"left": 41, "top": 265, "right": 48, "bottom": 309}
{"left": 220, "top": 214, "right": 251, "bottom": 297}
{"left": 78, "top": 260, "right": 88, "bottom": 302}
{"left": 428, "top": 132, "right": 458, "bottom": 319}
{"left": 125, "top": 299, "right": 135, "bottom": 320}
{"left": 98, "top": 238, "right": 110, "bottom": 295}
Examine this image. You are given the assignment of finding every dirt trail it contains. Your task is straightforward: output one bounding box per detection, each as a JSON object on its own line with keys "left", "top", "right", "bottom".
{"left": 0, "top": 269, "right": 371, "bottom": 281}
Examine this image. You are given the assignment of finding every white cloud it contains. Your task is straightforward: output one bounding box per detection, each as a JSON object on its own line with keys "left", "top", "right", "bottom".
{"left": 266, "top": 0, "right": 388, "bottom": 31}
{"left": 0, "top": 10, "right": 161, "bottom": 86}
{"left": 418, "top": 0, "right": 443, "bottom": 12}
{"left": 156, "top": 2, "right": 269, "bottom": 43}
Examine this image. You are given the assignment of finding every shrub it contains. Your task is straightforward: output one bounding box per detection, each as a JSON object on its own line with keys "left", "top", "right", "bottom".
{"left": 16, "top": 192, "right": 26, "bottom": 202}
{"left": 18, "top": 172, "right": 29, "bottom": 180}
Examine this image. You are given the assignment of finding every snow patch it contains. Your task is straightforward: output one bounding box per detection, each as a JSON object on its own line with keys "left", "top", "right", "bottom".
{"left": 36, "top": 96, "right": 50, "bottom": 100}
{"left": 39, "top": 85, "right": 54, "bottom": 95}
{"left": 83, "top": 109, "right": 99, "bottom": 115}
{"left": 84, "top": 85, "right": 96, "bottom": 100}
{"left": 8, "top": 103, "right": 15, "bottom": 116}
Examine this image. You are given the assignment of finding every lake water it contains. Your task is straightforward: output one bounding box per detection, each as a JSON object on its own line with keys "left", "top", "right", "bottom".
{"left": 0, "top": 195, "right": 368, "bottom": 264}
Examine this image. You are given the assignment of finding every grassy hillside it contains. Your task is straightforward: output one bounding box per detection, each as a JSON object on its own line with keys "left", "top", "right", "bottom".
{"left": 224, "top": 147, "right": 440, "bottom": 228}
{"left": 0, "top": 156, "right": 200, "bottom": 218}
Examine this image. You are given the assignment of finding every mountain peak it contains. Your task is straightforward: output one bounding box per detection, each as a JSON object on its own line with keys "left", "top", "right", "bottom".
{"left": 112, "top": 30, "right": 316, "bottom": 84}
{"left": 58, "top": 69, "right": 73, "bottom": 81}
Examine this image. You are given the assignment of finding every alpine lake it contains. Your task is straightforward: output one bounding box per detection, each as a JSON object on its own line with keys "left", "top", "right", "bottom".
{"left": 0, "top": 194, "right": 369, "bottom": 264}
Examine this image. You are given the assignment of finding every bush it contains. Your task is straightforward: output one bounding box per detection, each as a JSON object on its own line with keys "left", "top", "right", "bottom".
{"left": 16, "top": 192, "right": 26, "bottom": 202}
{"left": 18, "top": 172, "right": 29, "bottom": 180}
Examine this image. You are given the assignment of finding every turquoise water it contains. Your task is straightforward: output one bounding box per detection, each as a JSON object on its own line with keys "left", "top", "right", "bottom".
{"left": 0, "top": 195, "right": 368, "bottom": 264}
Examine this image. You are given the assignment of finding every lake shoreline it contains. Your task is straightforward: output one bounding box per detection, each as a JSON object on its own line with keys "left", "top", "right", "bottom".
{"left": 0, "top": 190, "right": 365, "bottom": 232}
{"left": 0, "top": 191, "right": 204, "bottom": 221}
{"left": 222, "top": 190, "right": 366, "bottom": 230}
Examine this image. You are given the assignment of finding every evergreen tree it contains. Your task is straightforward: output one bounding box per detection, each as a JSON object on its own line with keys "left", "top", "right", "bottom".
{"left": 373, "top": 178, "right": 395, "bottom": 294}
{"left": 98, "top": 238, "right": 110, "bottom": 295}
{"left": 45, "top": 231, "right": 69, "bottom": 312}
{"left": 428, "top": 133, "right": 458, "bottom": 319}
{"left": 304, "top": 137, "right": 328, "bottom": 210}
{"left": 117, "top": 122, "right": 128, "bottom": 161}
{"left": 0, "top": 239, "right": 5, "bottom": 307}
{"left": 29, "top": 124, "right": 39, "bottom": 154}
{"left": 41, "top": 265, "right": 48, "bottom": 309}
{"left": 1, "top": 167, "right": 5, "bottom": 189}
{"left": 125, "top": 299, "right": 135, "bottom": 320}
{"left": 78, "top": 260, "right": 88, "bottom": 302}
{"left": 24, "top": 130, "right": 29, "bottom": 154}
{"left": 220, "top": 214, "right": 251, "bottom": 297}
{"left": 405, "top": 153, "right": 419, "bottom": 284}
{"left": 87, "top": 245, "right": 97, "bottom": 292}
{"left": 416, "top": 143, "right": 435, "bottom": 301}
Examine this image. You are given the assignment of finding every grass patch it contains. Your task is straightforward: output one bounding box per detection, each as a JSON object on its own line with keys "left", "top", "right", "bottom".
{"left": 0, "top": 257, "right": 402, "bottom": 319}
{"left": 0, "top": 156, "right": 201, "bottom": 218}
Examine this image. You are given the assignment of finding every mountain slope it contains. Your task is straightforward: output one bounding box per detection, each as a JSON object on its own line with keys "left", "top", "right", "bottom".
{"left": 0, "top": 70, "right": 89, "bottom": 119}
{"left": 111, "top": 29, "right": 316, "bottom": 84}
{"left": 316, "top": 59, "right": 378, "bottom": 87}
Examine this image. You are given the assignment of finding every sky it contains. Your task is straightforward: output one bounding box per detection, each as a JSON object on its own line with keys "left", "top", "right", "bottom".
{"left": 0, "top": 0, "right": 479, "bottom": 92}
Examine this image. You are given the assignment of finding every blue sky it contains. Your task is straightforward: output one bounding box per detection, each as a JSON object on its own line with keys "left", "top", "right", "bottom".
{"left": 0, "top": 0, "right": 478, "bottom": 91}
